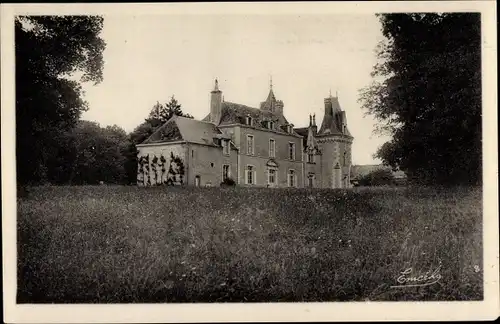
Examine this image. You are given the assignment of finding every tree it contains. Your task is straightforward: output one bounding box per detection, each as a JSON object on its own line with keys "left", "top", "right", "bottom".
{"left": 145, "top": 95, "right": 193, "bottom": 126}
{"left": 359, "top": 13, "right": 481, "bottom": 185}
{"left": 124, "top": 95, "right": 193, "bottom": 184}
{"left": 45, "top": 121, "right": 128, "bottom": 185}
{"left": 15, "top": 16, "right": 106, "bottom": 185}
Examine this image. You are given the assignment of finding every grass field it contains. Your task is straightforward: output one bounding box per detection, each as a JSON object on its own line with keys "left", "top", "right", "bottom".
{"left": 17, "top": 185, "right": 483, "bottom": 303}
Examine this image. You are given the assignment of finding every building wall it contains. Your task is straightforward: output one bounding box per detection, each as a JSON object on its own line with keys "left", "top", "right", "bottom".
{"left": 137, "top": 142, "right": 187, "bottom": 186}
{"left": 303, "top": 152, "right": 323, "bottom": 188}
{"left": 339, "top": 140, "right": 353, "bottom": 187}
{"left": 237, "top": 126, "right": 303, "bottom": 187}
{"left": 316, "top": 135, "right": 353, "bottom": 189}
{"left": 237, "top": 126, "right": 302, "bottom": 161}
{"left": 238, "top": 154, "right": 303, "bottom": 187}
{"left": 186, "top": 143, "right": 238, "bottom": 187}
{"left": 317, "top": 138, "right": 336, "bottom": 188}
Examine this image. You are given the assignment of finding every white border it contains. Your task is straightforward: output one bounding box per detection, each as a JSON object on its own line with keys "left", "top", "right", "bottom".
{"left": 2, "top": 1, "right": 498, "bottom": 322}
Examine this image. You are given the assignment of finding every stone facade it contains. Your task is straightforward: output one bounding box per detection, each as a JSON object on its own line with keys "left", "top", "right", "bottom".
{"left": 136, "top": 79, "right": 354, "bottom": 188}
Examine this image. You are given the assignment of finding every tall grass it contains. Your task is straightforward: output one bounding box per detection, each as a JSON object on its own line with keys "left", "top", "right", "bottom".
{"left": 17, "top": 185, "right": 482, "bottom": 303}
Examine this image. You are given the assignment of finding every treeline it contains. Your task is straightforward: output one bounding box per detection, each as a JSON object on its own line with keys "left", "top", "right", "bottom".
{"left": 16, "top": 14, "right": 482, "bottom": 188}
{"left": 44, "top": 121, "right": 129, "bottom": 185}
{"left": 25, "top": 96, "right": 192, "bottom": 186}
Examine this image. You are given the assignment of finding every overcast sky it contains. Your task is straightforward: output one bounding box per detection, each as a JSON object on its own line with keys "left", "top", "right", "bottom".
{"left": 80, "top": 14, "right": 391, "bottom": 165}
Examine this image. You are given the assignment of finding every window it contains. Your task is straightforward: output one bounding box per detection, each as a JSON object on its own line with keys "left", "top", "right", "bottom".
{"left": 222, "top": 139, "right": 230, "bottom": 155}
{"left": 343, "top": 151, "right": 347, "bottom": 165}
{"left": 288, "top": 170, "right": 296, "bottom": 187}
{"left": 268, "top": 168, "right": 276, "bottom": 185}
{"left": 288, "top": 142, "right": 296, "bottom": 160}
{"left": 267, "top": 121, "right": 274, "bottom": 130}
{"left": 308, "top": 174, "right": 315, "bottom": 187}
{"left": 247, "top": 135, "right": 254, "bottom": 155}
{"left": 246, "top": 165, "right": 255, "bottom": 185}
{"left": 222, "top": 164, "right": 230, "bottom": 181}
{"left": 286, "top": 124, "right": 293, "bottom": 133}
{"left": 269, "top": 139, "right": 276, "bottom": 158}
{"left": 307, "top": 153, "right": 314, "bottom": 163}
{"left": 195, "top": 175, "right": 200, "bottom": 187}
{"left": 246, "top": 116, "right": 253, "bottom": 126}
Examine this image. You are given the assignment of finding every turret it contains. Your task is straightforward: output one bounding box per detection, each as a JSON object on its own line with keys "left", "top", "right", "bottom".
{"left": 260, "top": 76, "right": 284, "bottom": 115}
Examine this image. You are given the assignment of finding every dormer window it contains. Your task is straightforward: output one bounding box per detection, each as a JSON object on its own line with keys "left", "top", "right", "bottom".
{"left": 269, "top": 121, "right": 274, "bottom": 130}
{"left": 307, "top": 153, "right": 315, "bottom": 163}
{"left": 246, "top": 115, "right": 253, "bottom": 126}
{"left": 286, "top": 124, "right": 293, "bottom": 133}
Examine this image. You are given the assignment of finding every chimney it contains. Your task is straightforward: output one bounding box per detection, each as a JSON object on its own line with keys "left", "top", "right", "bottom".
{"left": 340, "top": 111, "right": 347, "bottom": 134}
{"left": 324, "top": 97, "right": 333, "bottom": 117}
{"left": 210, "top": 79, "right": 222, "bottom": 125}
{"left": 312, "top": 113, "right": 317, "bottom": 133}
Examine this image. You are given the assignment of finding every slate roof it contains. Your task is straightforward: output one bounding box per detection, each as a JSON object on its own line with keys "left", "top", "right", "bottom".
{"left": 141, "top": 115, "right": 226, "bottom": 147}
{"left": 318, "top": 96, "right": 353, "bottom": 137}
{"left": 202, "top": 101, "right": 298, "bottom": 135}
{"left": 265, "top": 88, "right": 277, "bottom": 103}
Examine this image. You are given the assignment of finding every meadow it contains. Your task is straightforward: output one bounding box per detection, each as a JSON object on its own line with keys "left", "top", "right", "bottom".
{"left": 17, "top": 185, "right": 483, "bottom": 303}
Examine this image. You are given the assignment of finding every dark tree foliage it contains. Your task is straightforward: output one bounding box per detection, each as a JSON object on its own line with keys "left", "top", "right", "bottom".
{"left": 124, "top": 96, "right": 193, "bottom": 184}
{"left": 47, "top": 121, "right": 129, "bottom": 185}
{"left": 359, "top": 13, "right": 481, "bottom": 185}
{"left": 16, "top": 16, "right": 106, "bottom": 185}
{"left": 146, "top": 95, "right": 193, "bottom": 126}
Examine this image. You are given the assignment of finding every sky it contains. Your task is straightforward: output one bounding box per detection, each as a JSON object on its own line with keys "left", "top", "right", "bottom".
{"left": 80, "top": 14, "right": 391, "bottom": 165}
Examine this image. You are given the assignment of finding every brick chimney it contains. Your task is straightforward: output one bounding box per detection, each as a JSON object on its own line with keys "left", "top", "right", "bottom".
{"left": 210, "top": 79, "right": 222, "bottom": 125}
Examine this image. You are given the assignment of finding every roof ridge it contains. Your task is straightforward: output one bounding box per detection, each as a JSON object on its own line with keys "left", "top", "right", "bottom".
{"left": 223, "top": 101, "right": 260, "bottom": 111}
{"left": 177, "top": 115, "right": 216, "bottom": 126}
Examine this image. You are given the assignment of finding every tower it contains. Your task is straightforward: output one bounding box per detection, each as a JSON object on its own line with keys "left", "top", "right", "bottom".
{"left": 315, "top": 91, "right": 353, "bottom": 188}
{"left": 260, "top": 76, "right": 284, "bottom": 115}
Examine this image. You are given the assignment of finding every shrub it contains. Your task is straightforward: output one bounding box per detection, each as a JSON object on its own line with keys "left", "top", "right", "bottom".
{"left": 358, "top": 168, "right": 396, "bottom": 186}
{"left": 220, "top": 177, "right": 236, "bottom": 187}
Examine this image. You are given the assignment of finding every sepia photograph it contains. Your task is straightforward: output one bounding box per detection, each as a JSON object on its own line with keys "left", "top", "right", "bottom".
{"left": 1, "top": 1, "right": 498, "bottom": 322}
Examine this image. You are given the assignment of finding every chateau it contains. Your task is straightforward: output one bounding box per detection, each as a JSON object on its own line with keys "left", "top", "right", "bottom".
{"left": 136, "top": 79, "right": 354, "bottom": 188}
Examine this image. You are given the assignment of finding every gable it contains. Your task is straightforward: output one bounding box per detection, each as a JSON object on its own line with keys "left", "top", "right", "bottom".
{"left": 142, "top": 118, "right": 183, "bottom": 144}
